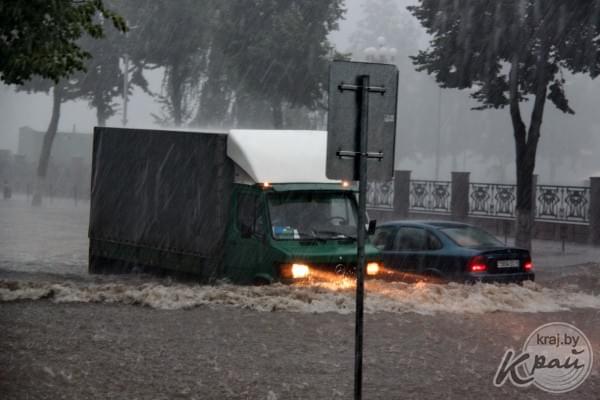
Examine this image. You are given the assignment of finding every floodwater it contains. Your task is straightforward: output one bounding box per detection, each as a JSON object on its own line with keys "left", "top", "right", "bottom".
{"left": 1, "top": 195, "right": 599, "bottom": 399}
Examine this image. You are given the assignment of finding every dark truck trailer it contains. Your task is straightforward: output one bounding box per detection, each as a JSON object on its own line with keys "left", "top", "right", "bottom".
{"left": 89, "top": 127, "right": 383, "bottom": 284}
{"left": 89, "top": 127, "right": 233, "bottom": 280}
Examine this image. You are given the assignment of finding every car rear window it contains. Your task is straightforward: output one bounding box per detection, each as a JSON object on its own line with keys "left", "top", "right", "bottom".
{"left": 440, "top": 226, "right": 503, "bottom": 248}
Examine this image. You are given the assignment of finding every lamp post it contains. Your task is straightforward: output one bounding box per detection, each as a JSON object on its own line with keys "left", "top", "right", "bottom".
{"left": 121, "top": 22, "right": 137, "bottom": 128}
{"left": 364, "top": 36, "right": 397, "bottom": 64}
{"left": 122, "top": 53, "right": 129, "bottom": 127}
{"left": 435, "top": 87, "right": 441, "bottom": 180}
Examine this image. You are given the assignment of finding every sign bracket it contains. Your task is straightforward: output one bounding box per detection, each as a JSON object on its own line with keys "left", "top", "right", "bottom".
{"left": 336, "top": 150, "right": 384, "bottom": 160}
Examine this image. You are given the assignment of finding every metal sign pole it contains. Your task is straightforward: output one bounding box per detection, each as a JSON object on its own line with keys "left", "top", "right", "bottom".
{"left": 354, "top": 74, "right": 370, "bottom": 400}
{"left": 327, "top": 60, "right": 398, "bottom": 400}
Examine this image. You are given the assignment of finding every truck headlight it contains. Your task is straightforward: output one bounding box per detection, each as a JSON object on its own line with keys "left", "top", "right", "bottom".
{"left": 366, "top": 262, "right": 380, "bottom": 276}
{"left": 280, "top": 263, "right": 311, "bottom": 279}
{"left": 291, "top": 263, "right": 310, "bottom": 279}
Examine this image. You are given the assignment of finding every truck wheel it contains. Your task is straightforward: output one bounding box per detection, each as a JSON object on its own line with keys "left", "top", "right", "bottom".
{"left": 253, "top": 276, "right": 271, "bottom": 286}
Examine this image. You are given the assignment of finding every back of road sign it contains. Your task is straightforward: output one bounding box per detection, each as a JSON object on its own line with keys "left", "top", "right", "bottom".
{"left": 326, "top": 61, "right": 398, "bottom": 182}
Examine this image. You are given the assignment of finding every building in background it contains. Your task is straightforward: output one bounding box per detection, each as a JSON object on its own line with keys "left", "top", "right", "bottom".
{"left": 0, "top": 148, "right": 13, "bottom": 182}
{"left": 3, "top": 127, "right": 93, "bottom": 199}
{"left": 18, "top": 126, "right": 92, "bottom": 165}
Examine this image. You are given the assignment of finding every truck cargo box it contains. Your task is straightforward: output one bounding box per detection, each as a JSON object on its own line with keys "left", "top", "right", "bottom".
{"left": 89, "top": 127, "right": 234, "bottom": 278}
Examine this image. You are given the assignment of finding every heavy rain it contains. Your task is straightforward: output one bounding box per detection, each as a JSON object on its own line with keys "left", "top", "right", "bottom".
{"left": 1, "top": 1, "right": 599, "bottom": 399}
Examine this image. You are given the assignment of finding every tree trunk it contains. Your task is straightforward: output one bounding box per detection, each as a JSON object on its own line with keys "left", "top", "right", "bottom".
{"left": 510, "top": 50, "right": 547, "bottom": 250}
{"left": 272, "top": 99, "right": 283, "bottom": 129}
{"left": 96, "top": 108, "right": 108, "bottom": 126}
{"left": 514, "top": 144, "right": 536, "bottom": 250}
{"left": 96, "top": 103, "right": 108, "bottom": 127}
{"left": 194, "top": 45, "right": 230, "bottom": 127}
{"left": 33, "top": 84, "right": 63, "bottom": 206}
{"left": 168, "top": 61, "right": 184, "bottom": 127}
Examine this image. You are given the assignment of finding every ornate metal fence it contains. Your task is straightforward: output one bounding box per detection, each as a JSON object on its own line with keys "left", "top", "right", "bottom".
{"left": 366, "top": 180, "right": 394, "bottom": 209}
{"left": 469, "top": 183, "right": 517, "bottom": 219}
{"left": 409, "top": 180, "right": 451, "bottom": 213}
{"left": 469, "top": 183, "right": 590, "bottom": 224}
{"left": 367, "top": 177, "right": 591, "bottom": 225}
{"left": 536, "top": 185, "right": 590, "bottom": 223}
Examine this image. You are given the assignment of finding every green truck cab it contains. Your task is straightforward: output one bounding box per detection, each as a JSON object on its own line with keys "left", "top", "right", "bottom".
{"left": 223, "top": 183, "right": 381, "bottom": 284}
{"left": 89, "top": 127, "right": 382, "bottom": 284}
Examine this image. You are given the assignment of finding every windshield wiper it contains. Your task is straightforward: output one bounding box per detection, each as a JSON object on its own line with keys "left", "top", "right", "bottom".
{"left": 311, "top": 230, "right": 356, "bottom": 241}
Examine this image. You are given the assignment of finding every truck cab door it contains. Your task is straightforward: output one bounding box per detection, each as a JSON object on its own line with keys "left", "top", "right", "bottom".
{"left": 223, "top": 190, "right": 268, "bottom": 283}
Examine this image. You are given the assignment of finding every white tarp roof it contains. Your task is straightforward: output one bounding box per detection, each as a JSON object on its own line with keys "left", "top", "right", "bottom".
{"left": 227, "top": 129, "right": 339, "bottom": 184}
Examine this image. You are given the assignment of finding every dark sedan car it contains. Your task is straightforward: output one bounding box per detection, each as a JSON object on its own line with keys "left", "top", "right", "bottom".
{"left": 371, "top": 221, "right": 534, "bottom": 283}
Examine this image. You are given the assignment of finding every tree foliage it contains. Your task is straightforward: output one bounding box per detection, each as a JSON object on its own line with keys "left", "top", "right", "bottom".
{"left": 84, "top": 0, "right": 344, "bottom": 129}
{"left": 350, "top": 0, "right": 436, "bottom": 162}
{"left": 125, "top": 0, "right": 213, "bottom": 127}
{"left": 0, "top": 0, "right": 127, "bottom": 85}
{"left": 222, "top": 1, "right": 342, "bottom": 106}
{"left": 409, "top": 0, "right": 600, "bottom": 248}
{"left": 208, "top": 0, "right": 344, "bottom": 128}
{"left": 409, "top": 1, "right": 600, "bottom": 112}
{"left": 76, "top": 22, "right": 143, "bottom": 126}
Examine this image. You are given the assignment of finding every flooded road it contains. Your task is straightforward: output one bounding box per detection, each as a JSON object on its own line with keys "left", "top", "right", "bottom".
{"left": 1, "top": 195, "right": 599, "bottom": 399}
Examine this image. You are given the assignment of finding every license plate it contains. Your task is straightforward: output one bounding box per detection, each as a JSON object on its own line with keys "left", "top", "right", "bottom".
{"left": 497, "top": 259, "right": 520, "bottom": 268}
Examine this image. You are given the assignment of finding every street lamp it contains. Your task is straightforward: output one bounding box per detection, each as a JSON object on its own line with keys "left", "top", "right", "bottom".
{"left": 121, "top": 22, "right": 138, "bottom": 127}
{"left": 364, "top": 36, "right": 397, "bottom": 64}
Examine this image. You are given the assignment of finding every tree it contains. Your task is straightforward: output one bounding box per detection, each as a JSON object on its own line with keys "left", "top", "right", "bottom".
{"left": 128, "top": 0, "right": 212, "bottom": 127}
{"left": 0, "top": 0, "right": 126, "bottom": 85}
{"left": 409, "top": 0, "right": 600, "bottom": 249}
{"left": 76, "top": 16, "right": 149, "bottom": 127}
{"left": 5, "top": 0, "right": 127, "bottom": 205}
{"left": 18, "top": 77, "right": 81, "bottom": 205}
{"left": 214, "top": 0, "right": 344, "bottom": 128}
{"left": 76, "top": 28, "right": 126, "bottom": 126}
{"left": 193, "top": 35, "right": 235, "bottom": 129}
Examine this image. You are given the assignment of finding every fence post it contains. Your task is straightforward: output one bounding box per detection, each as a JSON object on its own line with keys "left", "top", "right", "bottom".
{"left": 393, "top": 170, "right": 411, "bottom": 219}
{"left": 531, "top": 174, "right": 538, "bottom": 236}
{"left": 451, "top": 172, "right": 470, "bottom": 220}
{"left": 590, "top": 177, "right": 600, "bottom": 245}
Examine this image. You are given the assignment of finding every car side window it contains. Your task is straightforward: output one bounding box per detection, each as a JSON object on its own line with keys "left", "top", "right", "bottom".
{"left": 394, "top": 227, "right": 429, "bottom": 251}
{"left": 425, "top": 231, "right": 443, "bottom": 250}
{"left": 393, "top": 228, "right": 443, "bottom": 251}
{"left": 372, "top": 227, "right": 397, "bottom": 250}
{"left": 237, "top": 193, "right": 265, "bottom": 239}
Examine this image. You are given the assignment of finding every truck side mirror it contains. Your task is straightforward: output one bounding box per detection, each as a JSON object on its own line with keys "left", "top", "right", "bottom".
{"left": 367, "top": 220, "right": 377, "bottom": 235}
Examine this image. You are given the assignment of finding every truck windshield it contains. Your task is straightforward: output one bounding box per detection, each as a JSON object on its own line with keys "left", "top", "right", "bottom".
{"left": 267, "top": 192, "right": 358, "bottom": 240}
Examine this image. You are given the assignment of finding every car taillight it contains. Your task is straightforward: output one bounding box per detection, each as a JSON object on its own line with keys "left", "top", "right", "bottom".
{"left": 524, "top": 259, "right": 533, "bottom": 271}
{"left": 468, "top": 255, "right": 487, "bottom": 273}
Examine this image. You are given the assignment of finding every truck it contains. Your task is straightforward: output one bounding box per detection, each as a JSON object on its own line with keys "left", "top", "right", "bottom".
{"left": 89, "top": 127, "right": 383, "bottom": 284}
